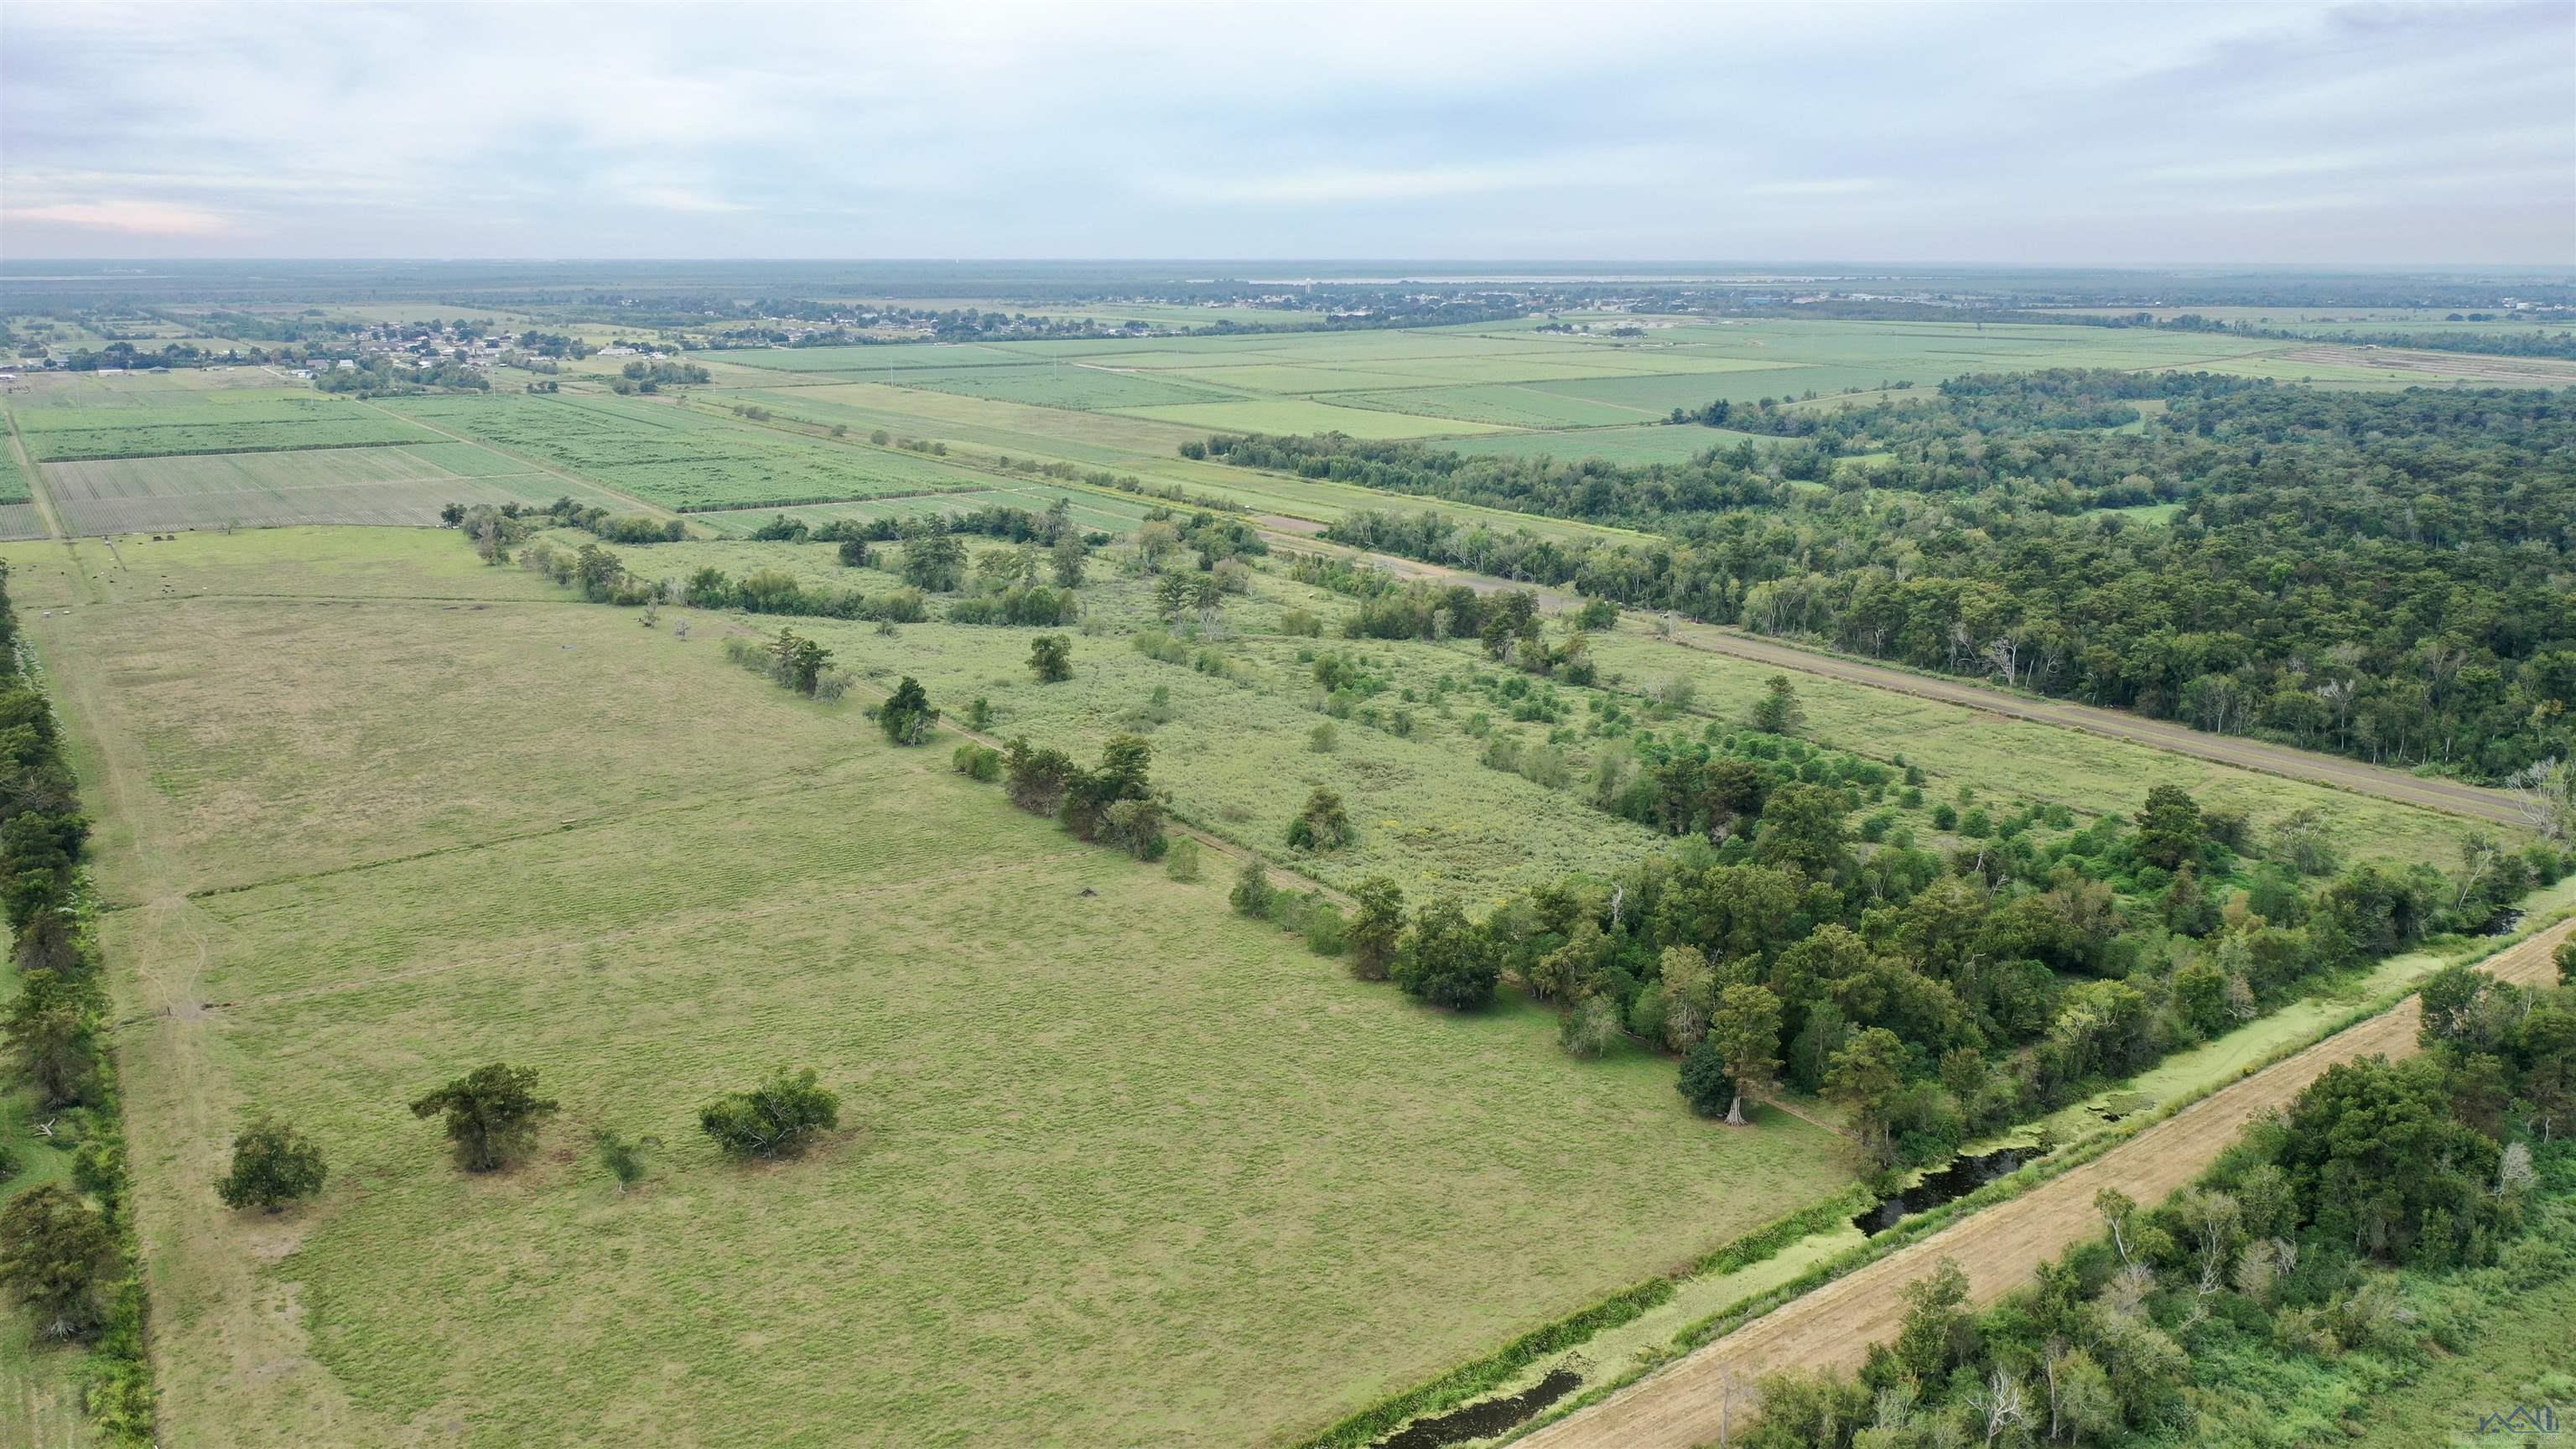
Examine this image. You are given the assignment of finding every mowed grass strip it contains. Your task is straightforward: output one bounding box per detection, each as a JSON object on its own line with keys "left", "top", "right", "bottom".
{"left": 31, "top": 544, "right": 1852, "bottom": 1448}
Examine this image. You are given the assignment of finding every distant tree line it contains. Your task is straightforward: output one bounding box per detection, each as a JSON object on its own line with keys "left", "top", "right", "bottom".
{"left": 1240, "top": 376, "right": 2571, "bottom": 780}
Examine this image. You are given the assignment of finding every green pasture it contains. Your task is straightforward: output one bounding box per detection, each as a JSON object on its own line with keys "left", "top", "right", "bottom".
{"left": 379, "top": 393, "right": 1000, "bottom": 511}
{"left": 8, "top": 393, "right": 439, "bottom": 461}
{"left": 23, "top": 527, "right": 1852, "bottom": 1447}
{"left": 886, "top": 361, "right": 1250, "bottom": 411}
{"left": 1583, "top": 625, "right": 2485, "bottom": 871}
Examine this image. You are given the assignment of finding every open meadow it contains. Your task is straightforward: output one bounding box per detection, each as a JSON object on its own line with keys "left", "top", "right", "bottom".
{"left": 3, "top": 528, "right": 1854, "bottom": 1449}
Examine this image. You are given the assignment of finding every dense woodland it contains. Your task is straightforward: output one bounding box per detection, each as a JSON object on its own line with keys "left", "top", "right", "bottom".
{"left": 1226, "top": 373, "right": 2575, "bottom": 778}
{"left": 1301, "top": 735, "right": 2565, "bottom": 1167}
{"left": 1746, "top": 956, "right": 2576, "bottom": 1448}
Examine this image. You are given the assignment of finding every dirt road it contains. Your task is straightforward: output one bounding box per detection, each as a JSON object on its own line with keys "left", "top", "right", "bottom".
{"left": 1520, "top": 915, "right": 2576, "bottom": 1449}
{"left": 1654, "top": 623, "right": 2525, "bottom": 828}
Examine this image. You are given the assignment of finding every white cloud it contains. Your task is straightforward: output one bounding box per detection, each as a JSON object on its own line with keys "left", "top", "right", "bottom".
{"left": 3, "top": 200, "right": 235, "bottom": 236}
{"left": 0, "top": 0, "right": 2568, "bottom": 262}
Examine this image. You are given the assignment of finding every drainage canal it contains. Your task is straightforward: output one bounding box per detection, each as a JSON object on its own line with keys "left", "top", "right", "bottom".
{"left": 1852, "top": 1146, "right": 2028, "bottom": 1236}
{"left": 1370, "top": 1368, "right": 1584, "bottom": 1449}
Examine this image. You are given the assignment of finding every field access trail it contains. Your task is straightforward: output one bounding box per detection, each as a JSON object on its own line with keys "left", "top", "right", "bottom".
{"left": 1265, "top": 532, "right": 2523, "bottom": 830}
{"left": 1520, "top": 913, "right": 2576, "bottom": 1449}
{"left": 1655, "top": 622, "right": 2525, "bottom": 828}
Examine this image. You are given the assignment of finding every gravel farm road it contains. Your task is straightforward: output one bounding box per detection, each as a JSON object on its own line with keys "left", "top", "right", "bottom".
{"left": 1519, "top": 914, "right": 2576, "bottom": 1449}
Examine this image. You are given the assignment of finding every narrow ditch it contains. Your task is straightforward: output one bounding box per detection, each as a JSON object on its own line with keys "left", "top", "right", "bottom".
{"left": 1370, "top": 1367, "right": 1584, "bottom": 1449}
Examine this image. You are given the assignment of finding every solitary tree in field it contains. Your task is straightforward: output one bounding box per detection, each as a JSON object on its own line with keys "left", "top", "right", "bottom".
{"left": 1749, "top": 674, "right": 1805, "bottom": 735}
{"left": 0, "top": 1183, "right": 117, "bottom": 1339}
{"left": 699, "top": 1068, "right": 840, "bottom": 1160}
{"left": 879, "top": 677, "right": 937, "bottom": 745}
{"left": 1028, "top": 634, "right": 1073, "bottom": 683}
{"left": 214, "top": 1117, "right": 327, "bottom": 1213}
{"left": 1709, "top": 984, "right": 1784, "bottom": 1126}
{"left": 409, "top": 1063, "right": 559, "bottom": 1172}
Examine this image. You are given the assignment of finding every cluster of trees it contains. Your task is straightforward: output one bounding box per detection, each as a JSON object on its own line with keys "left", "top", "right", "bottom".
{"left": 1744, "top": 984, "right": 2572, "bottom": 1448}
{"left": 1246, "top": 750, "right": 2560, "bottom": 1167}
{"left": 480, "top": 496, "right": 688, "bottom": 544}
{"left": 0, "top": 566, "right": 155, "bottom": 1429}
{"left": 609, "top": 359, "right": 711, "bottom": 393}
{"left": 997, "top": 735, "right": 1169, "bottom": 860}
{"left": 395, "top": 1059, "right": 838, "bottom": 1185}
{"left": 685, "top": 564, "right": 926, "bottom": 623}
{"left": 1287, "top": 377, "right": 2572, "bottom": 779}
{"left": 722, "top": 628, "right": 848, "bottom": 701}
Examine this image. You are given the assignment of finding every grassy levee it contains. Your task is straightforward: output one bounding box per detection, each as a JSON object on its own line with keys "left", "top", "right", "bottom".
{"left": 10, "top": 529, "right": 1853, "bottom": 1448}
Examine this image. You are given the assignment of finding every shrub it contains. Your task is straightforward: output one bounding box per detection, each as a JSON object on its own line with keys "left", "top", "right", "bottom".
{"left": 1677, "top": 1033, "right": 1735, "bottom": 1117}
{"left": 1029, "top": 634, "right": 1073, "bottom": 683}
{"left": 952, "top": 743, "right": 1002, "bottom": 781}
{"left": 1302, "top": 902, "right": 1348, "bottom": 956}
{"left": 699, "top": 1068, "right": 840, "bottom": 1160}
{"left": 1164, "top": 835, "right": 1202, "bottom": 882}
{"left": 594, "top": 1130, "right": 655, "bottom": 1194}
{"left": 1229, "top": 855, "right": 1276, "bottom": 917}
{"left": 213, "top": 1117, "right": 327, "bottom": 1213}
{"left": 1285, "top": 787, "right": 1354, "bottom": 852}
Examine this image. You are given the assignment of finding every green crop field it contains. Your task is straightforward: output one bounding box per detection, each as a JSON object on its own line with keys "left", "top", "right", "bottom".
{"left": 379, "top": 393, "right": 1004, "bottom": 511}
{"left": 883, "top": 362, "right": 1250, "bottom": 411}
{"left": 7, "top": 527, "right": 1852, "bottom": 1449}
{"left": 0, "top": 433, "right": 32, "bottom": 504}
{"left": 35, "top": 444, "right": 616, "bottom": 535}
{"left": 8, "top": 394, "right": 441, "bottom": 461}
{"left": 1332, "top": 382, "right": 1674, "bottom": 428}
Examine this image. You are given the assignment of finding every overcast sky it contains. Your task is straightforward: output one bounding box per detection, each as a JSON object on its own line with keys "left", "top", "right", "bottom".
{"left": 3, "top": 1, "right": 2571, "bottom": 264}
